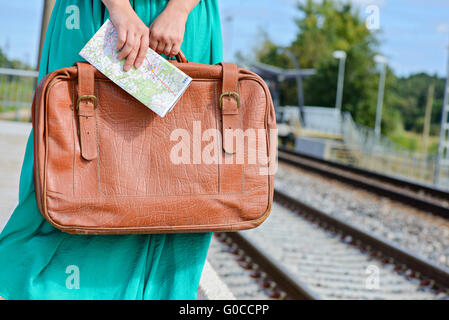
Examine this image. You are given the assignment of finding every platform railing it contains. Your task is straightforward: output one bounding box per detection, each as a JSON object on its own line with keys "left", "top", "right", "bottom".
{"left": 297, "top": 106, "right": 449, "bottom": 188}
{"left": 0, "top": 67, "right": 38, "bottom": 121}
{"left": 341, "top": 111, "right": 447, "bottom": 187}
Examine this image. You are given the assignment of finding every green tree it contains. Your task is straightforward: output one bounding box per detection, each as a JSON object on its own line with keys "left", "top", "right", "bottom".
{"left": 256, "top": 0, "right": 398, "bottom": 132}
{"left": 391, "top": 73, "right": 444, "bottom": 135}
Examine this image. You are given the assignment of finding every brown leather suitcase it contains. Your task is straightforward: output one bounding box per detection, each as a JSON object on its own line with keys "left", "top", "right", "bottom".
{"left": 32, "top": 53, "right": 276, "bottom": 234}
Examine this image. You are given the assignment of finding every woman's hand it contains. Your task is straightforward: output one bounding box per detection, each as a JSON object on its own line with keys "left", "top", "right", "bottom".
{"left": 102, "top": 0, "right": 149, "bottom": 71}
{"left": 148, "top": 6, "right": 188, "bottom": 57}
{"left": 148, "top": 0, "right": 200, "bottom": 57}
{"left": 102, "top": 0, "right": 200, "bottom": 68}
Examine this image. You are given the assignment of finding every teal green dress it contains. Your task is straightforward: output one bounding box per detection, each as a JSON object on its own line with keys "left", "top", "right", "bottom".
{"left": 0, "top": 0, "right": 222, "bottom": 300}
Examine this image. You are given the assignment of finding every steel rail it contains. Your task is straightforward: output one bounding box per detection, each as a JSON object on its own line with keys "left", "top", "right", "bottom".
{"left": 223, "top": 231, "right": 320, "bottom": 300}
{"left": 274, "top": 189, "right": 449, "bottom": 290}
{"left": 278, "top": 147, "right": 449, "bottom": 218}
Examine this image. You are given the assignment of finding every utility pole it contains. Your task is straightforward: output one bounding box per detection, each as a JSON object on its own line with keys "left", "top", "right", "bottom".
{"left": 374, "top": 55, "right": 387, "bottom": 139}
{"left": 435, "top": 45, "right": 449, "bottom": 185}
{"left": 37, "top": 0, "right": 56, "bottom": 70}
{"left": 333, "top": 50, "right": 347, "bottom": 113}
{"left": 422, "top": 82, "right": 435, "bottom": 153}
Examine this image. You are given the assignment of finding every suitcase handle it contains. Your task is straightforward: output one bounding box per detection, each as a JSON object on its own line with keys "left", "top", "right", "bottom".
{"left": 175, "top": 51, "right": 188, "bottom": 63}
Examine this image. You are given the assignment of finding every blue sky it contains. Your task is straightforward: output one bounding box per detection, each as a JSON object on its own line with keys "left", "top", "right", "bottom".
{"left": 1, "top": 0, "right": 449, "bottom": 76}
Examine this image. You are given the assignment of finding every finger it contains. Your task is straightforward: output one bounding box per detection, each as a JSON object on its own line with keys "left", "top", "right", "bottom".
{"left": 116, "top": 28, "right": 127, "bottom": 51}
{"left": 170, "top": 44, "right": 181, "bottom": 57}
{"left": 163, "top": 42, "right": 173, "bottom": 57}
{"left": 124, "top": 47, "right": 138, "bottom": 72}
{"left": 148, "top": 29, "right": 159, "bottom": 52}
{"left": 155, "top": 41, "right": 165, "bottom": 54}
{"left": 135, "top": 34, "right": 149, "bottom": 68}
{"left": 117, "top": 32, "right": 136, "bottom": 60}
{"left": 148, "top": 39, "right": 158, "bottom": 53}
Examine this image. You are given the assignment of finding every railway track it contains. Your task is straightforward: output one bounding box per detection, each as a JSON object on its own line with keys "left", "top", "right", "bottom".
{"left": 278, "top": 147, "right": 449, "bottom": 218}
{"left": 210, "top": 232, "right": 318, "bottom": 300}
{"left": 210, "top": 189, "right": 449, "bottom": 300}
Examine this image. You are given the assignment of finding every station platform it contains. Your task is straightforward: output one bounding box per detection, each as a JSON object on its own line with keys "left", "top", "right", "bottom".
{"left": 0, "top": 120, "right": 235, "bottom": 300}
{"left": 0, "top": 120, "right": 30, "bottom": 230}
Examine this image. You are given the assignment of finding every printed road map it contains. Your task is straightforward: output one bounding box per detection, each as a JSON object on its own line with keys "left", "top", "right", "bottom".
{"left": 79, "top": 19, "right": 192, "bottom": 117}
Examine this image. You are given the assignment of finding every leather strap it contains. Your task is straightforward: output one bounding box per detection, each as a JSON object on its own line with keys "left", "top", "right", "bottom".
{"left": 76, "top": 62, "right": 98, "bottom": 161}
{"left": 219, "top": 62, "right": 243, "bottom": 194}
{"left": 219, "top": 62, "right": 240, "bottom": 154}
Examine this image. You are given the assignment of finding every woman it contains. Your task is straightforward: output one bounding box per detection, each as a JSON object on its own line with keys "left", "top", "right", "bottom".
{"left": 0, "top": 0, "right": 222, "bottom": 300}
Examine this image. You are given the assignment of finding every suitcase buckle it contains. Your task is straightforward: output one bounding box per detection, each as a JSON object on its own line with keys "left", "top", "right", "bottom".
{"left": 76, "top": 95, "right": 98, "bottom": 110}
{"left": 219, "top": 91, "right": 240, "bottom": 109}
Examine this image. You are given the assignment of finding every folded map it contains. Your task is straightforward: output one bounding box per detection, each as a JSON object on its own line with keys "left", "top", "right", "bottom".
{"left": 79, "top": 19, "right": 192, "bottom": 117}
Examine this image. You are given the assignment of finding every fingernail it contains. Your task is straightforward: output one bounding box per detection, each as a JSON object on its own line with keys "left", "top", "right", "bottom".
{"left": 135, "top": 62, "right": 141, "bottom": 68}
{"left": 124, "top": 65, "right": 129, "bottom": 72}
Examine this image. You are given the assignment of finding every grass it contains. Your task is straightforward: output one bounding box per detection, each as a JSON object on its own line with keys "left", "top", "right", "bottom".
{"left": 387, "top": 129, "right": 439, "bottom": 155}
